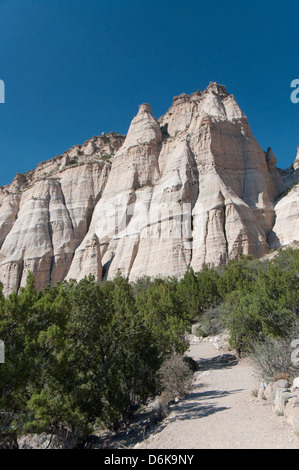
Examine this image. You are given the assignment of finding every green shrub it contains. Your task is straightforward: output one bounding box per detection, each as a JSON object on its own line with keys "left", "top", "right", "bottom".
{"left": 158, "top": 354, "right": 193, "bottom": 401}
{"left": 196, "top": 306, "right": 223, "bottom": 337}
{"left": 250, "top": 328, "right": 299, "bottom": 382}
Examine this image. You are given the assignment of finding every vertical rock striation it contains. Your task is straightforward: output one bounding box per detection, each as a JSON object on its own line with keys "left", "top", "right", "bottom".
{"left": 0, "top": 83, "right": 297, "bottom": 295}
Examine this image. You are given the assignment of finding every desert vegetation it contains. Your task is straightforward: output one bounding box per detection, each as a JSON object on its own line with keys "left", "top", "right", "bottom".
{"left": 0, "top": 248, "right": 298, "bottom": 447}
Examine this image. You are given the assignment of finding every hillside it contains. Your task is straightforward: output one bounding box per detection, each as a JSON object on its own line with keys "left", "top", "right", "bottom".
{"left": 0, "top": 82, "right": 298, "bottom": 295}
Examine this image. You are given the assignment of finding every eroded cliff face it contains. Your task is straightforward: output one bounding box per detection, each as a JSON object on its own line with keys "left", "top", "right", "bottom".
{"left": 0, "top": 83, "right": 297, "bottom": 295}
{"left": 0, "top": 133, "right": 125, "bottom": 294}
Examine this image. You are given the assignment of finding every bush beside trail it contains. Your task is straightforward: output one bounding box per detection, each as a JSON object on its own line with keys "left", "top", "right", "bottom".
{"left": 0, "top": 247, "right": 298, "bottom": 448}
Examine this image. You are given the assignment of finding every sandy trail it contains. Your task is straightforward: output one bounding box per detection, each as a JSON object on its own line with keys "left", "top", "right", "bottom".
{"left": 138, "top": 341, "right": 299, "bottom": 449}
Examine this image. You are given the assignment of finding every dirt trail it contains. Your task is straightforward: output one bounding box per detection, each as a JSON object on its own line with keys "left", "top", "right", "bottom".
{"left": 137, "top": 341, "right": 299, "bottom": 449}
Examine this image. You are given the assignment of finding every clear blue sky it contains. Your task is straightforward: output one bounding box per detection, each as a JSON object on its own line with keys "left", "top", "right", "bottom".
{"left": 0, "top": 0, "right": 298, "bottom": 186}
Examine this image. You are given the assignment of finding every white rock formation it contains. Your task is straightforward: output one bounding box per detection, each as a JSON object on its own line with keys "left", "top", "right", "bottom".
{"left": 268, "top": 183, "right": 299, "bottom": 249}
{"left": 0, "top": 83, "right": 298, "bottom": 295}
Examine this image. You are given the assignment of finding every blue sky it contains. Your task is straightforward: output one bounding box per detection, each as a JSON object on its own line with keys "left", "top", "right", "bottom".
{"left": 0, "top": 0, "right": 298, "bottom": 186}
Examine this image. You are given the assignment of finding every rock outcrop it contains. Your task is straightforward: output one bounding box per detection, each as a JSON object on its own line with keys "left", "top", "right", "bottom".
{"left": 268, "top": 147, "right": 299, "bottom": 250}
{"left": 0, "top": 133, "right": 125, "bottom": 294}
{"left": 268, "top": 183, "right": 299, "bottom": 249}
{"left": 0, "top": 83, "right": 298, "bottom": 295}
{"left": 294, "top": 147, "right": 299, "bottom": 172}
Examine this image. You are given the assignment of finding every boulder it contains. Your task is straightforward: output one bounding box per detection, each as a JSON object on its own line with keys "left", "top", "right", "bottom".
{"left": 292, "top": 377, "right": 299, "bottom": 391}
{"left": 264, "top": 379, "right": 290, "bottom": 404}
{"left": 274, "top": 389, "right": 298, "bottom": 415}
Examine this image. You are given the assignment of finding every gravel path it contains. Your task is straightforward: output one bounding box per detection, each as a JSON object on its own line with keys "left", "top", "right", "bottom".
{"left": 137, "top": 341, "right": 299, "bottom": 449}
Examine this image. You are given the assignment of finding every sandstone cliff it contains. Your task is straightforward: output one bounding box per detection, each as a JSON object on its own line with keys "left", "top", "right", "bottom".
{"left": 0, "top": 83, "right": 298, "bottom": 295}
